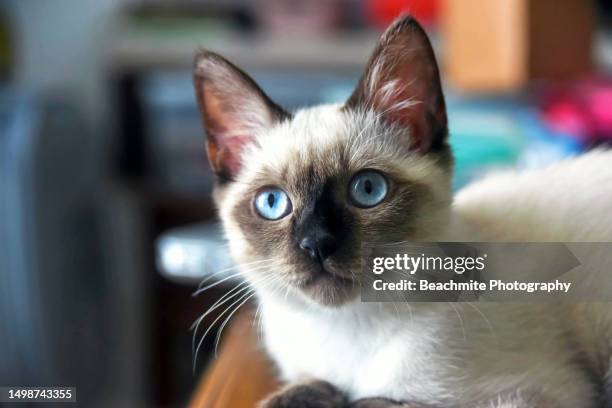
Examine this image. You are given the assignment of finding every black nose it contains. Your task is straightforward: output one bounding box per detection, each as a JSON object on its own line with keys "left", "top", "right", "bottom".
{"left": 299, "top": 233, "right": 338, "bottom": 263}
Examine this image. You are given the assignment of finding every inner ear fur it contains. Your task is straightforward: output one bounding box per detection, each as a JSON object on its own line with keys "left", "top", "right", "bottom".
{"left": 345, "top": 16, "right": 448, "bottom": 154}
{"left": 193, "top": 50, "right": 290, "bottom": 182}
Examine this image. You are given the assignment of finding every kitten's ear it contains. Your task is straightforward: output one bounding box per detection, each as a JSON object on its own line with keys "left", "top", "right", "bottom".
{"left": 345, "top": 16, "right": 447, "bottom": 153}
{"left": 193, "top": 51, "right": 290, "bottom": 182}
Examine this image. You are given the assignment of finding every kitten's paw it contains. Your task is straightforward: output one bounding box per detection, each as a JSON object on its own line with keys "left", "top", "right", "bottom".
{"left": 348, "top": 398, "right": 433, "bottom": 408}
{"left": 259, "top": 380, "right": 347, "bottom": 408}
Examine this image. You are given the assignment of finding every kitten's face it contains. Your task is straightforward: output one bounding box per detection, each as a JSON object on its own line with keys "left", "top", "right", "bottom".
{"left": 194, "top": 17, "right": 451, "bottom": 306}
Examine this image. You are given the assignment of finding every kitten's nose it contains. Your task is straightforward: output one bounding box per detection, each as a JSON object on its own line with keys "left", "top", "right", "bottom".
{"left": 299, "top": 233, "right": 338, "bottom": 263}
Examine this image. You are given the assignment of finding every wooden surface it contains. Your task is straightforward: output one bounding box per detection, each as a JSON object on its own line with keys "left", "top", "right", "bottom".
{"left": 189, "top": 309, "right": 280, "bottom": 408}
{"left": 443, "top": 0, "right": 528, "bottom": 91}
{"left": 442, "top": 0, "right": 594, "bottom": 91}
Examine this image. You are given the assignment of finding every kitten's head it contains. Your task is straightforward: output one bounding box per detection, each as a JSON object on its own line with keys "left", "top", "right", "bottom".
{"left": 194, "top": 16, "right": 452, "bottom": 306}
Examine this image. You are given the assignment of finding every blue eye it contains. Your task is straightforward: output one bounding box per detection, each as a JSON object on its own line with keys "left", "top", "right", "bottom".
{"left": 349, "top": 170, "right": 388, "bottom": 208}
{"left": 254, "top": 188, "right": 292, "bottom": 220}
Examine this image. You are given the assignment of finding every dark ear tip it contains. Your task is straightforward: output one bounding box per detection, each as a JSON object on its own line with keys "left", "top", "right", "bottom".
{"left": 392, "top": 14, "right": 418, "bottom": 27}
{"left": 385, "top": 14, "right": 428, "bottom": 38}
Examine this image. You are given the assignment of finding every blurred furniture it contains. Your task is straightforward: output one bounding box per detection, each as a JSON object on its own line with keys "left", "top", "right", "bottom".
{"left": 443, "top": 0, "right": 594, "bottom": 91}
{"left": 0, "top": 91, "right": 122, "bottom": 404}
{"left": 112, "top": 68, "right": 218, "bottom": 406}
{"left": 189, "top": 309, "right": 279, "bottom": 408}
{"left": 157, "top": 222, "right": 233, "bottom": 283}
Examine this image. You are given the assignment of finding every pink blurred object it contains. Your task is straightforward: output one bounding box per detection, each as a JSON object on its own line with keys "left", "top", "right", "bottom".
{"left": 254, "top": 0, "right": 343, "bottom": 34}
{"left": 540, "top": 80, "right": 612, "bottom": 143}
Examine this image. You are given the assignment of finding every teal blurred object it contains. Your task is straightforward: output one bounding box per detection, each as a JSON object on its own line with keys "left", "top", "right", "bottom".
{"left": 448, "top": 104, "right": 525, "bottom": 190}
{"left": 447, "top": 96, "right": 582, "bottom": 190}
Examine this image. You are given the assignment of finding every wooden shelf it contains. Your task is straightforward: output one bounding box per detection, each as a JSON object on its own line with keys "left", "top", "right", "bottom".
{"left": 111, "top": 24, "right": 379, "bottom": 71}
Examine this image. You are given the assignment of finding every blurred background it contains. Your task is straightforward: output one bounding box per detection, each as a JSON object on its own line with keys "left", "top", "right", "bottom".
{"left": 1, "top": 0, "right": 611, "bottom": 406}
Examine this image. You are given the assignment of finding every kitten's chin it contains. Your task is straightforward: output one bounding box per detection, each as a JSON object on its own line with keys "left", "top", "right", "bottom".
{"left": 293, "top": 268, "right": 359, "bottom": 307}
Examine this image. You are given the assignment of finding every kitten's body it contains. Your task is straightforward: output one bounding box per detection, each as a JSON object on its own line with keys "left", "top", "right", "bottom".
{"left": 261, "top": 299, "right": 606, "bottom": 407}
{"left": 254, "top": 108, "right": 612, "bottom": 408}
{"left": 452, "top": 149, "right": 612, "bottom": 243}
{"left": 193, "top": 16, "right": 612, "bottom": 408}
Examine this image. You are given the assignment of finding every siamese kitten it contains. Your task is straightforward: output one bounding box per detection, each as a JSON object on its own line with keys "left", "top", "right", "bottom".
{"left": 193, "top": 16, "right": 612, "bottom": 408}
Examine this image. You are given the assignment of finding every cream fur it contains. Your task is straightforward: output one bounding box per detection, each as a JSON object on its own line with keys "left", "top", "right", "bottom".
{"left": 451, "top": 149, "right": 612, "bottom": 242}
